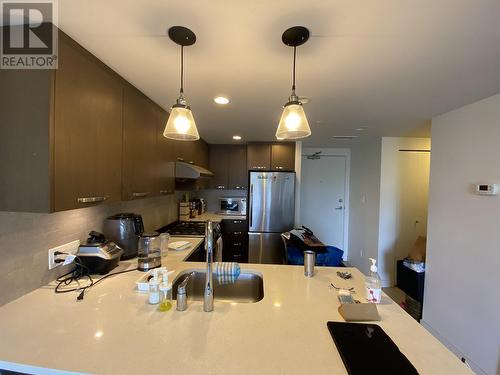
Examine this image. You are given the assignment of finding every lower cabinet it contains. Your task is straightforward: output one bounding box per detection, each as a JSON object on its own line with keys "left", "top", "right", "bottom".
{"left": 220, "top": 219, "right": 249, "bottom": 263}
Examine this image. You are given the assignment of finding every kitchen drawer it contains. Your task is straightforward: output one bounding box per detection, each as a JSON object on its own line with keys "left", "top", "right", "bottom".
{"left": 221, "top": 219, "right": 248, "bottom": 233}
{"left": 222, "top": 241, "right": 248, "bottom": 263}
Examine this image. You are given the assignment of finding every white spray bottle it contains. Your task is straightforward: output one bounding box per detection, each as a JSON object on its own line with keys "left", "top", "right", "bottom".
{"left": 365, "top": 258, "right": 382, "bottom": 303}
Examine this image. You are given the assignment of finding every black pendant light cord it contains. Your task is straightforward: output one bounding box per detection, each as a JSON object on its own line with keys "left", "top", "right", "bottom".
{"left": 179, "top": 45, "right": 184, "bottom": 96}
{"left": 292, "top": 46, "right": 297, "bottom": 93}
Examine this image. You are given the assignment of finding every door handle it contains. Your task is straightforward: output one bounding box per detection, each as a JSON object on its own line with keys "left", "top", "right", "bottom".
{"left": 335, "top": 206, "right": 343, "bottom": 210}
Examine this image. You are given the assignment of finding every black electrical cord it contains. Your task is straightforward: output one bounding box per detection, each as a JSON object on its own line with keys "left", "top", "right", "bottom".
{"left": 54, "top": 256, "right": 93, "bottom": 294}
{"left": 180, "top": 45, "right": 184, "bottom": 96}
{"left": 292, "top": 45, "right": 297, "bottom": 93}
{"left": 53, "top": 253, "right": 136, "bottom": 301}
{"left": 76, "top": 268, "right": 136, "bottom": 301}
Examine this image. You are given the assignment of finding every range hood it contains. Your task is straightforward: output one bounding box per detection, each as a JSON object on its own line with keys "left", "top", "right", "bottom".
{"left": 175, "top": 161, "right": 214, "bottom": 179}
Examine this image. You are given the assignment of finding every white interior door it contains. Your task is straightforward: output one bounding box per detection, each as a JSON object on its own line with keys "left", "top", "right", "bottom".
{"left": 300, "top": 155, "right": 347, "bottom": 250}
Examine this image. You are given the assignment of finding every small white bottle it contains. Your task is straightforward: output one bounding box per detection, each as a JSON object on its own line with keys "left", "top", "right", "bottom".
{"left": 148, "top": 279, "right": 160, "bottom": 305}
{"left": 365, "top": 258, "right": 382, "bottom": 303}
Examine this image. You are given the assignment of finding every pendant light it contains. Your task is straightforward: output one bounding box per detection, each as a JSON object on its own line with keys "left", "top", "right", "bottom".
{"left": 163, "top": 26, "right": 200, "bottom": 141}
{"left": 276, "top": 26, "right": 311, "bottom": 140}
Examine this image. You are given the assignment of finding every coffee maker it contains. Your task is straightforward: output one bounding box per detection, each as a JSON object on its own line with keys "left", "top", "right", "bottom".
{"left": 103, "top": 213, "right": 144, "bottom": 259}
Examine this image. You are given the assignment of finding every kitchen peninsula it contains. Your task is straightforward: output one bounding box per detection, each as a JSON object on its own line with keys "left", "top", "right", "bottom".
{"left": 0, "top": 237, "right": 471, "bottom": 375}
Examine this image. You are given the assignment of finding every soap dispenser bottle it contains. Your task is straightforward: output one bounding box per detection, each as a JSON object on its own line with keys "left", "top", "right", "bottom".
{"left": 365, "top": 258, "right": 382, "bottom": 303}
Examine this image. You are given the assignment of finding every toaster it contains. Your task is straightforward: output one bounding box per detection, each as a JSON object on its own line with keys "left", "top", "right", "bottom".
{"left": 77, "top": 231, "right": 124, "bottom": 275}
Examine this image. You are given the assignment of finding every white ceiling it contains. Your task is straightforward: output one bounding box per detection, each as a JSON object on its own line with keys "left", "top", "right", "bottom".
{"left": 54, "top": 1, "right": 500, "bottom": 145}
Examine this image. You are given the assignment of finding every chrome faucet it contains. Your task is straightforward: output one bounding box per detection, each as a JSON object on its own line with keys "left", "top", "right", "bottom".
{"left": 176, "top": 271, "right": 195, "bottom": 311}
{"left": 203, "top": 220, "right": 214, "bottom": 312}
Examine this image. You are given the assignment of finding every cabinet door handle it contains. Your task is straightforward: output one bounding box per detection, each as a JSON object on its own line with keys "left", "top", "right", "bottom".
{"left": 233, "top": 242, "right": 242, "bottom": 246}
{"left": 233, "top": 231, "right": 242, "bottom": 235}
{"left": 216, "top": 185, "right": 225, "bottom": 189}
{"left": 160, "top": 190, "right": 173, "bottom": 195}
{"left": 77, "top": 196, "right": 107, "bottom": 204}
{"left": 132, "top": 192, "right": 150, "bottom": 198}
{"left": 188, "top": 161, "right": 194, "bottom": 164}
{"left": 177, "top": 157, "right": 184, "bottom": 162}
{"left": 275, "top": 166, "right": 284, "bottom": 170}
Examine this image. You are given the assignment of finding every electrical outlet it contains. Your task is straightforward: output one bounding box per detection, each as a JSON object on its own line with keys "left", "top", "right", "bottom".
{"left": 48, "top": 240, "right": 80, "bottom": 270}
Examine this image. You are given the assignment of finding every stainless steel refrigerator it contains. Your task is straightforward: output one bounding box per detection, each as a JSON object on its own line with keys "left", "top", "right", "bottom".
{"left": 248, "top": 171, "right": 295, "bottom": 264}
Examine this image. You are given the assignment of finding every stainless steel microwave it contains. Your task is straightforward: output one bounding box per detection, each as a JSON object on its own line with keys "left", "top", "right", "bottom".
{"left": 217, "top": 197, "right": 247, "bottom": 215}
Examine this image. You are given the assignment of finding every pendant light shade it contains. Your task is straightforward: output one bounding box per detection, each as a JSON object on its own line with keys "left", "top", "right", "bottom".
{"left": 163, "top": 104, "right": 199, "bottom": 140}
{"left": 163, "top": 26, "right": 200, "bottom": 141}
{"left": 276, "top": 102, "right": 311, "bottom": 139}
{"left": 276, "top": 26, "right": 311, "bottom": 140}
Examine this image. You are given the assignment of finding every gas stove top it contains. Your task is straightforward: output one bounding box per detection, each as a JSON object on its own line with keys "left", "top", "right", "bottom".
{"left": 157, "top": 221, "right": 207, "bottom": 237}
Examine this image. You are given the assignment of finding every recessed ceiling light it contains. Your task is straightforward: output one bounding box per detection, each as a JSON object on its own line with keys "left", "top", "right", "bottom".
{"left": 214, "top": 96, "right": 230, "bottom": 105}
{"left": 232, "top": 135, "right": 242, "bottom": 140}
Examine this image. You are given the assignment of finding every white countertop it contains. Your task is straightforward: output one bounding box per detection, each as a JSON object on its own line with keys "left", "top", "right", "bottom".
{"left": 0, "top": 236, "right": 471, "bottom": 375}
{"left": 187, "top": 212, "right": 246, "bottom": 222}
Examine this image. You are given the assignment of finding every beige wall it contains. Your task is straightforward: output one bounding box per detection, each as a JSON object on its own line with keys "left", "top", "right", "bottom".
{"left": 347, "top": 137, "right": 382, "bottom": 274}
{"left": 377, "top": 137, "right": 431, "bottom": 286}
{"left": 423, "top": 93, "right": 500, "bottom": 375}
{"left": 0, "top": 195, "right": 178, "bottom": 306}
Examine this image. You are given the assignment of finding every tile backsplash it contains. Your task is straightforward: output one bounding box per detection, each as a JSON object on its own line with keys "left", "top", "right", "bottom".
{"left": 0, "top": 195, "right": 178, "bottom": 306}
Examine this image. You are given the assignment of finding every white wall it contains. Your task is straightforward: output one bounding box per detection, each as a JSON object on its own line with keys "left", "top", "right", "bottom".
{"left": 348, "top": 137, "right": 382, "bottom": 274}
{"left": 423, "top": 94, "right": 500, "bottom": 375}
{"left": 378, "top": 137, "right": 430, "bottom": 286}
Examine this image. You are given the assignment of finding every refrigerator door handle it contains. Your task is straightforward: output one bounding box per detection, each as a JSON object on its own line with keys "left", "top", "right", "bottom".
{"left": 249, "top": 183, "right": 253, "bottom": 228}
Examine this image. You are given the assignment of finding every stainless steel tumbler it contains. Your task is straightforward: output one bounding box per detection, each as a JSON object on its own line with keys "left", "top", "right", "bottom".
{"left": 304, "top": 250, "right": 315, "bottom": 277}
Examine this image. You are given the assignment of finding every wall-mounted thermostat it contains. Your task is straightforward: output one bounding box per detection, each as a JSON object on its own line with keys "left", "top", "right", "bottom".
{"left": 475, "top": 184, "right": 498, "bottom": 195}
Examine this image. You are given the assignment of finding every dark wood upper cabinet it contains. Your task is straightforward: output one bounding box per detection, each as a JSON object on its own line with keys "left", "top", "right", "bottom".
{"left": 228, "top": 145, "right": 248, "bottom": 189}
{"left": 122, "top": 85, "right": 161, "bottom": 200}
{"left": 0, "top": 31, "right": 125, "bottom": 212}
{"left": 209, "top": 145, "right": 229, "bottom": 189}
{"left": 54, "top": 35, "right": 124, "bottom": 211}
{"left": 247, "top": 143, "right": 271, "bottom": 170}
{"left": 174, "top": 139, "right": 195, "bottom": 164}
{"left": 0, "top": 27, "right": 211, "bottom": 211}
{"left": 247, "top": 142, "right": 295, "bottom": 171}
{"left": 193, "top": 140, "right": 209, "bottom": 168}
{"left": 271, "top": 143, "right": 296, "bottom": 171}
{"left": 209, "top": 144, "right": 247, "bottom": 190}
{"left": 156, "top": 108, "right": 175, "bottom": 196}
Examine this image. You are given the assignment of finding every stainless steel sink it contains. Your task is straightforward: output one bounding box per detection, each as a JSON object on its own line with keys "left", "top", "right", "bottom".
{"left": 172, "top": 270, "right": 264, "bottom": 303}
